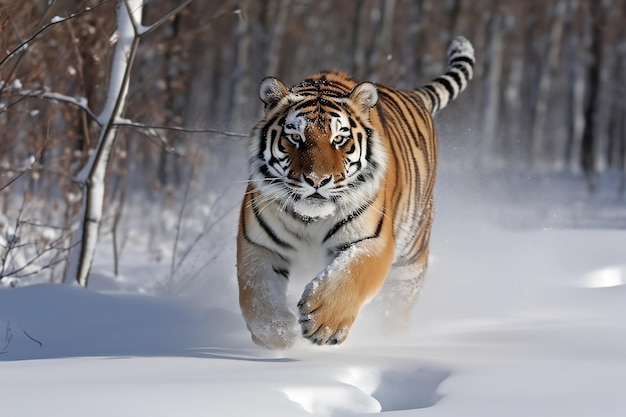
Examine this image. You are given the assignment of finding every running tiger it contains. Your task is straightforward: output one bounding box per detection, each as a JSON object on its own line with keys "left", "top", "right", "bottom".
{"left": 237, "top": 36, "right": 475, "bottom": 349}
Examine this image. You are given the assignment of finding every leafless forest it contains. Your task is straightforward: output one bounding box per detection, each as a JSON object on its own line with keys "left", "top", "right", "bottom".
{"left": 1, "top": 0, "right": 625, "bottom": 285}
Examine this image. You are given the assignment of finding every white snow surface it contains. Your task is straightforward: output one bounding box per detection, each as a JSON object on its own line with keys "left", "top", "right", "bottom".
{"left": 2, "top": 168, "right": 626, "bottom": 416}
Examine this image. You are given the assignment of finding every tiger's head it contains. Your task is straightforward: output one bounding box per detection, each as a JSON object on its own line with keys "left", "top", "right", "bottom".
{"left": 248, "top": 72, "right": 387, "bottom": 220}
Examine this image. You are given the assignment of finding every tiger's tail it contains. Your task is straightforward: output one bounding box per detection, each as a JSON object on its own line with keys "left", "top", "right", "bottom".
{"left": 416, "top": 36, "right": 475, "bottom": 115}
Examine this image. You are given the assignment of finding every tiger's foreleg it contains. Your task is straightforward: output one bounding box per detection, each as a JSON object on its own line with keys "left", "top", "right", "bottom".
{"left": 298, "top": 233, "right": 395, "bottom": 345}
{"left": 237, "top": 240, "right": 298, "bottom": 349}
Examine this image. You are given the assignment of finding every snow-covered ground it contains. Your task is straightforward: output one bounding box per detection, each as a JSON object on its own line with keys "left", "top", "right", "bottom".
{"left": 2, "top": 148, "right": 626, "bottom": 416}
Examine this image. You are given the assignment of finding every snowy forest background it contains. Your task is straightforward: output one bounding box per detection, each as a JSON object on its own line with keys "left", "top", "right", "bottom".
{"left": 1, "top": 0, "right": 626, "bottom": 287}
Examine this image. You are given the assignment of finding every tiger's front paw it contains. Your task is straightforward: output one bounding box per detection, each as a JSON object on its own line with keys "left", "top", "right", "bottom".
{"left": 247, "top": 311, "right": 299, "bottom": 350}
{"left": 297, "top": 278, "right": 358, "bottom": 345}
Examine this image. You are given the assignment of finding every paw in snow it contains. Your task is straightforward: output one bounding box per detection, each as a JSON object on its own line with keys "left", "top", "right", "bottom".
{"left": 298, "top": 277, "right": 357, "bottom": 345}
{"left": 249, "top": 310, "right": 299, "bottom": 350}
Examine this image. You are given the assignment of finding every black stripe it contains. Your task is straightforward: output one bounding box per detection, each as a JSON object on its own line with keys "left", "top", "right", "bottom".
{"left": 257, "top": 114, "right": 283, "bottom": 159}
{"left": 348, "top": 160, "right": 362, "bottom": 172}
{"left": 364, "top": 127, "right": 379, "bottom": 169}
{"left": 346, "top": 173, "right": 367, "bottom": 188}
{"left": 295, "top": 88, "right": 346, "bottom": 98}
{"left": 450, "top": 56, "right": 474, "bottom": 67}
{"left": 293, "top": 98, "right": 318, "bottom": 112}
{"left": 378, "top": 89, "right": 423, "bottom": 225}
{"left": 452, "top": 63, "right": 471, "bottom": 80}
{"left": 394, "top": 225, "right": 430, "bottom": 268}
{"left": 241, "top": 202, "right": 290, "bottom": 262}
{"left": 434, "top": 76, "right": 455, "bottom": 98}
{"left": 423, "top": 85, "right": 440, "bottom": 112}
{"left": 277, "top": 138, "right": 286, "bottom": 154}
{"left": 259, "top": 164, "right": 276, "bottom": 179}
{"left": 258, "top": 126, "right": 269, "bottom": 159}
{"left": 323, "top": 199, "right": 374, "bottom": 243}
{"left": 402, "top": 92, "right": 432, "bottom": 148}
{"left": 272, "top": 266, "right": 289, "bottom": 279}
{"left": 251, "top": 199, "right": 294, "bottom": 250}
{"left": 450, "top": 57, "right": 473, "bottom": 80}
{"left": 328, "top": 209, "right": 385, "bottom": 254}
{"left": 378, "top": 90, "right": 420, "bottom": 160}
{"left": 446, "top": 70, "right": 462, "bottom": 88}
{"left": 318, "top": 98, "right": 344, "bottom": 110}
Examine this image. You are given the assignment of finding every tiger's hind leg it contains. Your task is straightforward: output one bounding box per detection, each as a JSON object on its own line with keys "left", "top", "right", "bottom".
{"left": 373, "top": 261, "right": 428, "bottom": 331}
{"left": 375, "top": 202, "right": 435, "bottom": 331}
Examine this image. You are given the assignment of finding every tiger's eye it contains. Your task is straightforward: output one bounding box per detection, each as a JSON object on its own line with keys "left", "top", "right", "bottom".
{"left": 285, "top": 133, "right": 302, "bottom": 147}
{"left": 333, "top": 135, "right": 350, "bottom": 147}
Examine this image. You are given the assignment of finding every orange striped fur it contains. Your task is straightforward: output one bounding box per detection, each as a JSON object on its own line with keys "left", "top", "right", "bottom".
{"left": 237, "top": 37, "right": 475, "bottom": 348}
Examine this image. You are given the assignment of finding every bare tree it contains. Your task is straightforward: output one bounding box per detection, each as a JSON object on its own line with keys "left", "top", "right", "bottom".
{"left": 264, "top": 0, "right": 290, "bottom": 77}
{"left": 564, "top": 0, "right": 586, "bottom": 173}
{"left": 480, "top": 7, "right": 504, "bottom": 166}
{"left": 580, "top": 0, "right": 608, "bottom": 190}
{"left": 367, "top": 0, "right": 396, "bottom": 81}
{"left": 530, "top": 0, "right": 566, "bottom": 170}
{"left": 64, "top": 0, "right": 193, "bottom": 286}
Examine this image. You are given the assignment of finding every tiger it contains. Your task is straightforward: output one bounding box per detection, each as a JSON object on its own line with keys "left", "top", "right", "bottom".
{"left": 237, "top": 36, "right": 475, "bottom": 349}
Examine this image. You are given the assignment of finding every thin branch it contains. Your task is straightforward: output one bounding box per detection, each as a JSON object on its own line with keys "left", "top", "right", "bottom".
{"left": 174, "top": 194, "right": 238, "bottom": 274}
{"left": 135, "top": 0, "right": 194, "bottom": 38}
{"left": 0, "top": 183, "right": 29, "bottom": 277}
{"left": 17, "top": 220, "right": 70, "bottom": 231}
{"left": 0, "top": 94, "right": 29, "bottom": 113}
{"left": 148, "top": 1, "right": 235, "bottom": 48}
{"left": 7, "top": 239, "right": 75, "bottom": 279}
{"left": 0, "top": 1, "right": 113, "bottom": 69}
{"left": 115, "top": 119, "right": 248, "bottom": 138}
{"left": 171, "top": 162, "right": 194, "bottom": 278}
{"left": 0, "top": 12, "right": 29, "bottom": 95}
{"left": 0, "top": 134, "right": 48, "bottom": 191}
{"left": 122, "top": 122, "right": 186, "bottom": 156}
{"left": 0, "top": 166, "right": 77, "bottom": 183}
{"left": 1, "top": 322, "right": 12, "bottom": 354}
{"left": 22, "top": 329, "right": 43, "bottom": 347}
{"left": 2, "top": 88, "right": 99, "bottom": 125}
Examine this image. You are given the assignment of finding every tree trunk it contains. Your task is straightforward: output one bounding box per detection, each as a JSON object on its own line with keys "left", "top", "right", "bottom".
{"left": 350, "top": 0, "right": 370, "bottom": 78}
{"left": 564, "top": 0, "right": 585, "bottom": 173}
{"left": 65, "top": 0, "right": 143, "bottom": 286}
{"left": 227, "top": 0, "right": 251, "bottom": 129}
{"left": 265, "top": 0, "right": 290, "bottom": 77}
{"left": 581, "top": 0, "right": 606, "bottom": 190}
{"left": 367, "top": 0, "right": 396, "bottom": 81}
{"left": 480, "top": 9, "right": 504, "bottom": 167}
{"left": 530, "top": 0, "right": 566, "bottom": 170}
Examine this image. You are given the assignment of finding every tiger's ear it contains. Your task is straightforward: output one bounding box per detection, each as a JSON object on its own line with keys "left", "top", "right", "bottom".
{"left": 259, "top": 77, "right": 289, "bottom": 109}
{"left": 349, "top": 82, "right": 378, "bottom": 113}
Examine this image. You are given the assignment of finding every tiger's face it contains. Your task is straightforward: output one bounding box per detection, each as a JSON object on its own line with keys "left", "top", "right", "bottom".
{"left": 248, "top": 76, "right": 387, "bottom": 220}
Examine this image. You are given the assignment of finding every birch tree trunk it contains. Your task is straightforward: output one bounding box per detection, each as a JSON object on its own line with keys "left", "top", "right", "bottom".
{"left": 367, "top": 0, "right": 396, "bottom": 81}
{"left": 607, "top": 14, "right": 626, "bottom": 187}
{"left": 350, "top": 0, "right": 369, "bottom": 78}
{"left": 480, "top": 10, "right": 504, "bottom": 167}
{"left": 398, "top": 0, "right": 423, "bottom": 89}
{"left": 530, "top": 0, "right": 566, "bottom": 170}
{"left": 265, "top": 0, "right": 290, "bottom": 77}
{"left": 581, "top": 0, "right": 606, "bottom": 190}
{"left": 227, "top": 0, "right": 251, "bottom": 129}
{"left": 565, "top": 0, "right": 585, "bottom": 173}
{"left": 64, "top": 0, "right": 143, "bottom": 286}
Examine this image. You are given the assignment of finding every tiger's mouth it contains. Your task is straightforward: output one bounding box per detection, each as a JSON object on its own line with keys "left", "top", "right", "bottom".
{"left": 293, "top": 193, "right": 337, "bottom": 219}
{"left": 306, "top": 192, "right": 327, "bottom": 200}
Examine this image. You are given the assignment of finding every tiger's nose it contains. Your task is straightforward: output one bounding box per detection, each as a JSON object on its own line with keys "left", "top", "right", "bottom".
{"left": 304, "top": 173, "right": 332, "bottom": 189}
